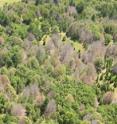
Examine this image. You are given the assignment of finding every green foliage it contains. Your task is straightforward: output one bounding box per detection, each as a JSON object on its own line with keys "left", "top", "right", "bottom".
{"left": 0, "top": 94, "right": 8, "bottom": 113}
{"left": 54, "top": 78, "right": 96, "bottom": 107}
{"left": 27, "top": 57, "right": 39, "bottom": 69}
{"left": 0, "top": 114, "right": 18, "bottom": 124}
{"left": 0, "top": 9, "right": 10, "bottom": 26}
{"left": 98, "top": 105, "right": 117, "bottom": 124}
{"left": 4, "top": 46, "right": 23, "bottom": 67}
{"left": 28, "top": 19, "right": 50, "bottom": 40}
{"left": 2, "top": 114, "right": 18, "bottom": 124}
{"left": 11, "top": 23, "right": 28, "bottom": 39}
{"left": 105, "top": 34, "right": 113, "bottom": 45}
{"left": 24, "top": 103, "right": 40, "bottom": 122}
{"left": 97, "top": 1, "right": 117, "bottom": 19}
{"left": 97, "top": 58, "right": 117, "bottom": 96}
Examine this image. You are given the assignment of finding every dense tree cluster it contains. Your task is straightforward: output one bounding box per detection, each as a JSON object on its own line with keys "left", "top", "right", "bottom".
{"left": 0, "top": 0, "right": 117, "bottom": 123}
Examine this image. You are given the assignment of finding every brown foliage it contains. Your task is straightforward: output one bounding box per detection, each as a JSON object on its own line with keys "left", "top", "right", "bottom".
{"left": 103, "top": 91, "right": 113, "bottom": 104}
{"left": 23, "top": 83, "right": 39, "bottom": 98}
{"left": 67, "top": 6, "right": 77, "bottom": 16}
{"left": 81, "top": 51, "right": 93, "bottom": 64}
{"left": 44, "top": 99, "right": 56, "bottom": 117}
{"left": 73, "top": 59, "right": 86, "bottom": 80}
{"left": 79, "top": 27, "right": 94, "bottom": 44}
{"left": 112, "top": 65, "right": 117, "bottom": 74}
{"left": 105, "top": 44, "right": 117, "bottom": 63}
{"left": 19, "top": 118, "right": 26, "bottom": 124}
{"left": 0, "top": 75, "right": 10, "bottom": 88}
{"left": 46, "top": 33, "right": 62, "bottom": 55}
{"left": 113, "top": 33, "right": 117, "bottom": 41}
{"left": 51, "top": 33, "right": 62, "bottom": 48}
{"left": 35, "top": 93, "right": 45, "bottom": 106}
{"left": 103, "top": 90, "right": 117, "bottom": 104}
{"left": 27, "top": 33, "right": 36, "bottom": 41}
{"left": 82, "top": 42, "right": 106, "bottom": 64}
{"left": 59, "top": 43, "right": 74, "bottom": 64}
{"left": 112, "top": 90, "right": 117, "bottom": 104}
{"left": 79, "top": 63, "right": 97, "bottom": 85}
{"left": 0, "top": 37, "right": 4, "bottom": 45}
{"left": 47, "top": 91, "right": 56, "bottom": 99}
{"left": 11, "top": 104, "right": 26, "bottom": 117}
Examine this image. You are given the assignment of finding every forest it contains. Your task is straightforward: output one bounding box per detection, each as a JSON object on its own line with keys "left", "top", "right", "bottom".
{"left": 0, "top": 0, "right": 117, "bottom": 123}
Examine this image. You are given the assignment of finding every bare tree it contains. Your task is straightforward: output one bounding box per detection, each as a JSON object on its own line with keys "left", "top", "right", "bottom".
{"left": 35, "top": 93, "right": 45, "bottom": 105}
{"left": 0, "top": 37, "right": 4, "bottom": 45}
{"left": 79, "top": 27, "right": 94, "bottom": 44}
{"left": 79, "top": 63, "right": 97, "bottom": 85}
{"left": 105, "top": 44, "right": 117, "bottom": 63}
{"left": 44, "top": 99, "right": 56, "bottom": 117}
{"left": 59, "top": 43, "right": 74, "bottom": 64}
{"left": 0, "top": 75, "right": 10, "bottom": 87}
{"left": 81, "top": 42, "right": 106, "bottom": 64}
{"left": 67, "top": 6, "right": 77, "bottom": 16}
{"left": 11, "top": 104, "right": 26, "bottom": 117}
{"left": 103, "top": 91, "right": 113, "bottom": 104}
{"left": 23, "top": 83, "right": 39, "bottom": 98}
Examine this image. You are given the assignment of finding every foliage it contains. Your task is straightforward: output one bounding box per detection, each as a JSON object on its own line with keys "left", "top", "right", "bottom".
{"left": 98, "top": 104, "right": 117, "bottom": 124}
{"left": 0, "top": 0, "right": 117, "bottom": 123}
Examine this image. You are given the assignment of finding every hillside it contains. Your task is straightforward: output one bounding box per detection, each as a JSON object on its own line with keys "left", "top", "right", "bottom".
{"left": 0, "top": 0, "right": 117, "bottom": 124}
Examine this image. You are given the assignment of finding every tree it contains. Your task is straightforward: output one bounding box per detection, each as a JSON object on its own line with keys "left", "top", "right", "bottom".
{"left": 44, "top": 99, "right": 56, "bottom": 117}
{"left": 11, "top": 104, "right": 26, "bottom": 117}
{"left": 0, "top": 10, "right": 10, "bottom": 26}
